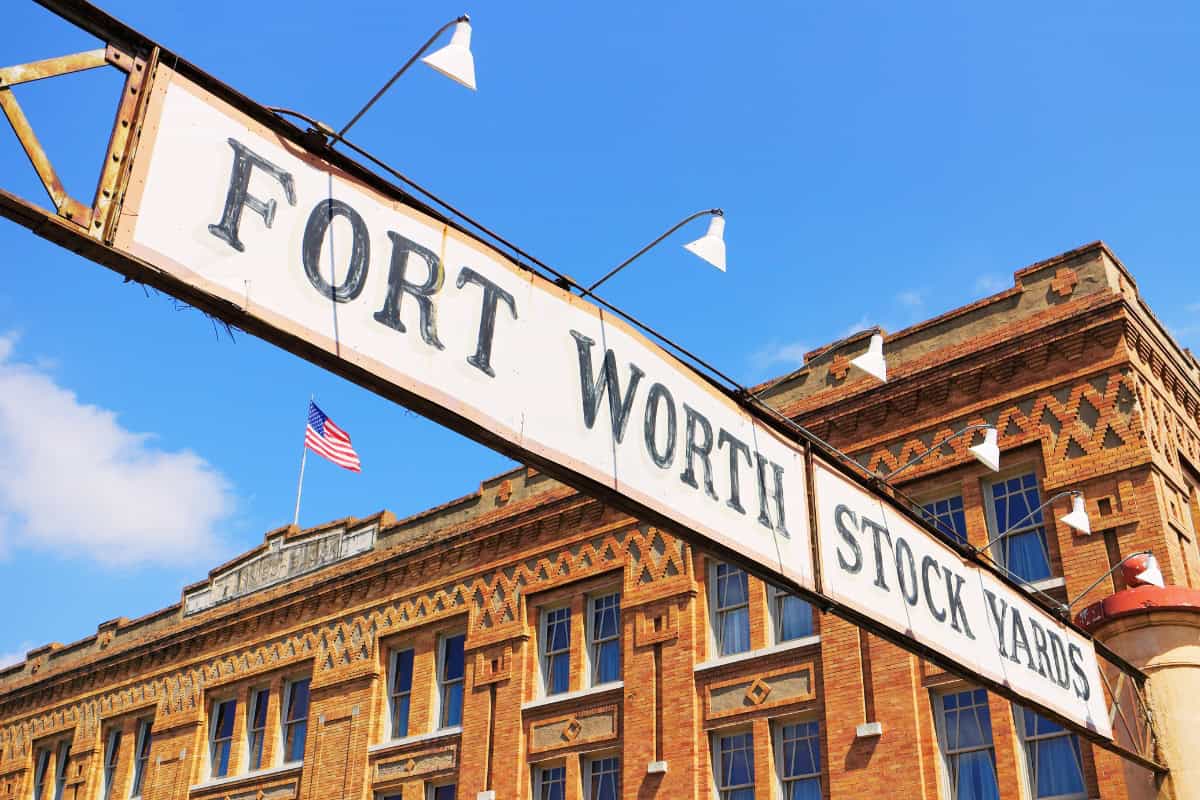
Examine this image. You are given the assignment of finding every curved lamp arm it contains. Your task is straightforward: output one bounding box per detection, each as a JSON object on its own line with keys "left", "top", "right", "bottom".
{"left": 880, "top": 424, "right": 995, "bottom": 481}
{"left": 974, "top": 490, "right": 1081, "bottom": 553}
{"left": 339, "top": 15, "right": 470, "bottom": 139}
{"left": 1062, "top": 550, "right": 1154, "bottom": 613}
{"left": 586, "top": 209, "right": 723, "bottom": 293}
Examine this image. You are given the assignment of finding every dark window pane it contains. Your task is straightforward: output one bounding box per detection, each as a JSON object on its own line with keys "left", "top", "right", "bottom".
{"left": 444, "top": 635, "right": 465, "bottom": 681}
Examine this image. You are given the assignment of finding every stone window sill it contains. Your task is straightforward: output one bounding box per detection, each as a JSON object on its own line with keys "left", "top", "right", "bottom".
{"left": 368, "top": 726, "right": 463, "bottom": 755}
{"left": 521, "top": 681, "right": 623, "bottom": 712}
{"left": 694, "top": 635, "right": 821, "bottom": 673}
{"left": 189, "top": 762, "right": 302, "bottom": 794}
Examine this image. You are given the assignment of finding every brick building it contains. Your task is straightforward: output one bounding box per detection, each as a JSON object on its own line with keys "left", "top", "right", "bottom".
{"left": 0, "top": 241, "right": 1195, "bottom": 800}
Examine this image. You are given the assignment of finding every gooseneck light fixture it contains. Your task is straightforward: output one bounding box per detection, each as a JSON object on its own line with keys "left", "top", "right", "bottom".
{"left": 880, "top": 424, "right": 1000, "bottom": 482}
{"left": 587, "top": 209, "right": 725, "bottom": 293}
{"left": 339, "top": 15, "right": 476, "bottom": 140}
{"left": 1062, "top": 551, "right": 1164, "bottom": 617}
{"left": 976, "top": 490, "right": 1092, "bottom": 557}
{"left": 850, "top": 333, "right": 887, "bottom": 383}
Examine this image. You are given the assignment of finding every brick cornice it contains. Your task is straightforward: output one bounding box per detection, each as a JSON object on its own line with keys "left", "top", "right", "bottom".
{"left": 789, "top": 297, "right": 1126, "bottom": 437}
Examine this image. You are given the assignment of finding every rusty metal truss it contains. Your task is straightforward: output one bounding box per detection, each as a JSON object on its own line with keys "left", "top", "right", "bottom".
{"left": 0, "top": 41, "right": 154, "bottom": 240}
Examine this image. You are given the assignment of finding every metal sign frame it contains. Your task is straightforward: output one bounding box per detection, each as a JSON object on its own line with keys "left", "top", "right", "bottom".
{"left": 0, "top": 0, "right": 1166, "bottom": 776}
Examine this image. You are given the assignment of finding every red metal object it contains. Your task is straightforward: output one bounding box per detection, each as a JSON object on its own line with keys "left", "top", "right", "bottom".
{"left": 1076, "top": 585, "right": 1200, "bottom": 631}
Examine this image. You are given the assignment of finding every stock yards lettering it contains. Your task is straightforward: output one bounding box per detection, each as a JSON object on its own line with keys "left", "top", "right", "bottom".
{"left": 206, "top": 138, "right": 788, "bottom": 531}
{"left": 833, "top": 504, "right": 1091, "bottom": 701}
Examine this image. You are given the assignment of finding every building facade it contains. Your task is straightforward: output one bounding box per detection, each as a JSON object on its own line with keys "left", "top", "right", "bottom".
{"left": 0, "top": 242, "right": 1195, "bottom": 800}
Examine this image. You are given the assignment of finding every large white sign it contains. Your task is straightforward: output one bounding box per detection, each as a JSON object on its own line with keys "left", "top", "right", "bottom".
{"left": 116, "top": 71, "right": 813, "bottom": 593}
{"left": 812, "top": 458, "right": 1112, "bottom": 737}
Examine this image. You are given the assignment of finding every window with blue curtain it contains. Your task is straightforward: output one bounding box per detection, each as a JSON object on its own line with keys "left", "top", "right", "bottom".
{"left": 714, "top": 563, "right": 750, "bottom": 656}
{"left": 939, "top": 689, "right": 1000, "bottom": 800}
{"left": 542, "top": 607, "right": 571, "bottom": 695}
{"left": 247, "top": 688, "right": 270, "bottom": 770}
{"left": 130, "top": 720, "right": 152, "bottom": 798}
{"left": 102, "top": 730, "right": 121, "bottom": 800}
{"left": 209, "top": 699, "right": 236, "bottom": 777}
{"left": 282, "top": 678, "right": 310, "bottom": 763}
{"left": 773, "top": 589, "right": 814, "bottom": 642}
{"left": 389, "top": 649, "right": 414, "bottom": 738}
{"left": 590, "top": 593, "right": 620, "bottom": 685}
{"left": 988, "top": 473, "right": 1053, "bottom": 582}
{"left": 778, "top": 721, "right": 821, "bottom": 800}
{"left": 1016, "top": 707, "right": 1086, "bottom": 799}
{"left": 536, "top": 764, "right": 565, "bottom": 800}
{"left": 439, "top": 634, "right": 466, "bottom": 728}
{"left": 715, "top": 731, "right": 755, "bottom": 800}
{"left": 589, "top": 756, "right": 620, "bottom": 800}
{"left": 922, "top": 495, "right": 968, "bottom": 545}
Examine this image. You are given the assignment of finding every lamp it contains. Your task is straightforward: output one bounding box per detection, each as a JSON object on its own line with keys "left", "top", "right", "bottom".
{"left": 586, "top": 209, "right": 725, "bottom": 293}
{"left": 849, "top": 333, "right": 887, "bottom": 382}
{"left": 1062, "top": 551, "right": 1164, "bottom": 617}
{"left": 682, "top": 214, "right": 726, "bottom": 271}
{"left": 1059, "top": 493, "right": 1091, "bottom": 536}
{"left": 421, "top": 19, "right": 477, "bottom": 90}
{"left": 976, "top": 490, "right": 1091, "bottom": 554}
{"left": 338, "top": 14, "right": 475, "bottom": 140}
{"left": 879, "top": 424, "right": 999, "bottom": 482}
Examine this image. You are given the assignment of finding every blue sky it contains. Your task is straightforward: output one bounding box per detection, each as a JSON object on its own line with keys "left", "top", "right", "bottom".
{"left": 1, "top": 0, "right": 1198, "bottom": 663}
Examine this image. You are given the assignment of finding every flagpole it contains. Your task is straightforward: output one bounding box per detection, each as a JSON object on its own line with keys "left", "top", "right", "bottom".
{"left": 292, "top": 397, "right": 312, "bottom": 528}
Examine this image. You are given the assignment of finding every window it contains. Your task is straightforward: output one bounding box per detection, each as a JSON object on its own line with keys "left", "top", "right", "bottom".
{"left": 1015, "top": 707, "right": 1086, "bottom": 800}
{"left": 589, "top": 593, "right": 621, "bottom": 685}
{"left": 769, "top": 586, "right": 813, "bottom": 643}
{"left": 282, "top": 679, "right": 311, "bottom": 764}
{"left": 389, "top": 649, "right": 415, "bottom": 739}
{"left": 586, "top": 756, "right": 619, "bottom": 800}
{"left": 922, "top": 495, "right": 968, "bottom": 546}
{"left": 33, "top": 747, "right": 51, "bottom": 800}
{"left": 428, "top": 784, "right": 455, "bottom": 800}
{"left": 541, "top": 607, "right": 571, "bottom": 695}
{"left": 713, "top": 731, "right": 755, "bottom": 800}
{"left": 209, "top": 699, "right": 237, "bottom": 777}
{"left": 247, "top": 688, "right": 270, "bottom": 770}
{"left": 776, "top": 721, "right": 821, "bottom": 800}
{"left": 53, "top": 739, "right": 71, "bottom": 800}
{"left": 936, "top": 689, "right": 999, "bottom": 800}
{"left": 129, "top": 720, "right": 152, "bottom": 798}
{"left": 438, "top": 634, "right": 466, "bottom": 728}
{"left": 535, "top": 764, "right": 566, "bottom": 800}
{"left": 103, "top": 729, "right": 121, "bottom": 800}
{"left": 987, "top": 473, "right": 1053, "bottom": 583}
{"left": 713, "top": 563, "right": 751, "bottom": 656}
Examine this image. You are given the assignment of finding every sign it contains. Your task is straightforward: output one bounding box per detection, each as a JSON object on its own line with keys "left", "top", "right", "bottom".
{"left": 812, "top": 457, "right": 1112, "bottom": 737}
{"left": 114, "top": 69, "right": 814, "bottom": 594}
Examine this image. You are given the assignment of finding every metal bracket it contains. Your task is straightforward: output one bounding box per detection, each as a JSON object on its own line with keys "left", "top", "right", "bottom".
{"left": 0, "top": 42, "right": 153, "bottom": 238}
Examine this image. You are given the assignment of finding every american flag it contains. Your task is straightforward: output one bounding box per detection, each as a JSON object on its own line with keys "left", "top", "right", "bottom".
{"left": 304, "top": 401, "right": 361, "bottom": 472}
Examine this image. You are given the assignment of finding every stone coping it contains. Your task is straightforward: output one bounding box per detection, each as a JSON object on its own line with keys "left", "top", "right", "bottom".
{"left": 1076, "top": 585, "right": 1200, "bottom": 631}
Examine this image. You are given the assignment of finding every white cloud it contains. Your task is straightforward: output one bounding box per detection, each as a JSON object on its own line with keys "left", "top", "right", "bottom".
{"left": 896, "top": 289, "right": 924, "bottom": 309}
{"left": 975, "top": 274, "right": 1007, "bottom": 294}
{"left": 0, "top": 333, "right": 236, "bottom": 567}
{"left": 0, "top": 642, "right": 31, "bottom": 669}
{"left": 750, "top": 339, "right": 810, "bottom": 373}
{"left": 841, "top": 316, "right": 876, "bottom": 338}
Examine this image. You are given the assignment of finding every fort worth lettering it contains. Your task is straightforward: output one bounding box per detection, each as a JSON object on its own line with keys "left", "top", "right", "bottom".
{"left": 205, "top": 137, "right": 790, "bottom": 535}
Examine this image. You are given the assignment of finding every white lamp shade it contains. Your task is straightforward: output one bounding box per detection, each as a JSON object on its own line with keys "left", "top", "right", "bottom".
{"left": 682, "top": 215, "right": 726, "bottom": 271}
{"left": 849, "top": 333, "right": 887, "bottom": 382}
{"left": 1135, "top": 554, "right": 1165, "bottom": 588}
{"left": 421, "top": 20, "right": 476, "bottom": 90}
{"left": 1059, "top": 494, "right": 1091, "bottom": 536}
{"left": 968, "top": 427, "right": 1000, "bottom": 472}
